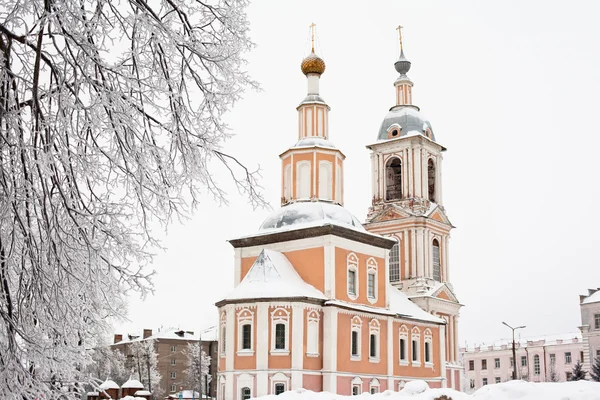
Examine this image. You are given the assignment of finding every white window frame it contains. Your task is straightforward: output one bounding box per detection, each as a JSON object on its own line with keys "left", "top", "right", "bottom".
{"left": 270, "top": 307, "right": 290, "bottom": 355}
{"left": 424, "top": 328, "right": 433, "bottom": 366}
{"left": 171, "top": 345, "right": 177, "bottom": 352}
{"left": 350, "top": 316, "right": 362, "bottom": 361}
{"left": 170, "top": 384, "right": 177, "bottom": 393}
{"left": 318, "top": 160, "right": 333, "bottom": 200}
{"left": 565, "top": 352, "right": 572, "bottom": 364}
{"left": 399, "top": 325, "right": 409, "bottom": 365}
{"left": 369, "top": 378, "right": 380, "bottom": 394}
{"left": 494, "top": 358, "right": 500, "bottom": 369}
{"left": 306, "top": 310, "right": 320, "bottom": 357}
{"left": 432, "top": 238, "right": 441, "bottom": 281}
{"left": 411, "top": 327, "right": 421, "bottom": 366}
{"left": 170, "top": 371, "right": 176, "bottom": 379}
{"left": 270, "top": 372, "right": 290, "bottom": 395}
{"left": 482, "top": 378, "right": 488, "bottom": 386}
{"left": 388, "top": 238, "right": 400, "bottom": 283}
{"left": 347, "top": 253, "right": 359, "bottom": 300}
{"left": 366, "top": 257, "right": 378, "bottom": 304}
{"left": 237, "top": 308, "right": 255, "bottom": 356}
{"left": 237, "top": 373, "right": 254, "bottom": 400}
{"left": 495, "top": 377, "right": 501, "bottom": 384}
{"left": 296, "top": 160, "right": 311, "bottom": 199}
{"left": 369, "top": 319, "right": 380, "bottom": 363}
{"left": 351, "top": 377, "right": 362, "bottom": 395}
{"left": 171, "top": 358, "right": 176, "bottom": 366}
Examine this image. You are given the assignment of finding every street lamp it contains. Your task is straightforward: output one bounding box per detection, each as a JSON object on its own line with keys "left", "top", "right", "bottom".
{"left": 198, "top": 325, "right": 216, "bottom": 400}
{"left": 502, "top": 321, "right": 526, "bottom": 380}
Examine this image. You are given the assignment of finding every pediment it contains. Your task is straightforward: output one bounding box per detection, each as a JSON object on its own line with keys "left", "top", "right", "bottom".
{"left": 427, "top": 205, "right": 452, "bottom": 226}
{"left": 369, "top": 205, "right": 411, "bottom": 223}
{"left": 432, "top": 284, "right": 459, "bottom": 303}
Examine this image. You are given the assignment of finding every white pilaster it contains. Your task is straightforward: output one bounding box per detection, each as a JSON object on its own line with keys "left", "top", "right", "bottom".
{"left": 414, "top": 147, "right": 422, "bottom": 197}
{"left": 416, "top": 228, "right": 424, "bottom": 277}
{"left": 387, "top": 317, "right": 394, "bottom": 389}
{"left": 291, "top": 304, "right": 304, "bottom": 390}
{"left": 234, "top": 248, "right": 242, "bottom": 286}
{"left": 225, "top": 304, "right": 235, "bottom": 371}
{"left": 421, "top": 149, "right": 428, "bottom": 200}
{"left": 324, "top": 241, "right": 335, "bottom": 298}
{"left": 322, "top": 307, "right": 338, "bottom": 393}
{"left": 410, "top": 228, "right": 417, "bottom": 277}
{"left": 257, "top": 371, "right": 268, "bottom": 397}
{"left": 403, "top": 149, "right": 409, "bottom": 198}
{"left": 439, "top": 324, "right": 447, "bottom": 388}
{"left": 448, "top": 315, "right": 454, "bottom": 362}
{"left": 407, "top": 148, "right": 414, "bottom": 198}
{"left": 225, "top": 372, "right": 234, "bottom": 400}
{"left": 256, "top": 303, "right": 269, "bottom": 370}
{"left": 437, "top": 155, "right": 443, "bottom": 205}
{"left": 403, "top": 231, "right": 409, "bottom": 279}
{"left": 445, "top": 235, "right": 450, "bottom": 282}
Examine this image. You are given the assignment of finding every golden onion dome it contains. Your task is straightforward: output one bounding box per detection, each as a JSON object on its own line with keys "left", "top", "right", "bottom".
{"left": 301, "top": 52, "right": 326, "bottom": 75}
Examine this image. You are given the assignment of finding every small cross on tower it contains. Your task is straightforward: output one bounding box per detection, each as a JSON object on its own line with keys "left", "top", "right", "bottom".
{"left": 397, "top": 25, "right": 404, "bottom": 52}
{"left": 310, "top": 22, "right": 316, "bottom": 52}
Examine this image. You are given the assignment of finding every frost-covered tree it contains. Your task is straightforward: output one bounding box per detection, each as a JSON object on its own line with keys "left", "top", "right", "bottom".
{"left": 184, "top": 342, "right": 211, "bottom": 397}
{"left": 547, "top": 364, "right": 559, "bottom": 382}
{"left": 129, "top": 339, "right": 162, "bottom": 400}
{"left": 570, "top": 360, "right": 587, "bottom": 381}
{"left": 591, "top": 355, "right": 600, "bottom": 382}
{"left": 87, "top": 347, "right": 129, "bottom": 387}
{"left": 0, "top": 0, "right": 262, "bottom": 398}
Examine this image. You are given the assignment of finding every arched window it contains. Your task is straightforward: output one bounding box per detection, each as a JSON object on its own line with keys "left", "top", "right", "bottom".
{"left": 399, "top": 325, "right": 409, "bottom": 364}
{"left": 432, "top": 239, "right": 441, "bottom": 282}
{"left": 318, "top": 161, "right": 332, "bottom": 200}
{"left": 534, "top": 355, "right": 540, "bottom": 375}
{"left": 428, "top": 158, "right": 435, "bottom": 202}
{"left": 275, "top": 323, "right": 286, "bottom": 350}
{"left": 385, "top": 157, "right": 402, "bottom": 201}
{"left": 389, "top": 238, "right": 400, "bottom": 283}
{"left": 297, "top": 161, "right": 311, "bottom": 199}
{"left": 241, "top": 387, "right": 251, "bottom": 400}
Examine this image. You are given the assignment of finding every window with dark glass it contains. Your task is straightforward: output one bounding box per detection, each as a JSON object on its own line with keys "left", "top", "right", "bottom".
{"left": 427, "top": 158, "right": 435, "bottom": 202}
{"left": 400, "top": 338, "right": 407, "bottom": 361}
{"left": 351, "top": 331, "right": 359, "bottom": 356}
{"left": 521, "top": 356, "right": 527, "bottom": 366}
{"left": 385, "top": 158, "right": 402, "bottom": 201}
{"left": 368, "top": 273, "right": 376, "bottom": 298}
{"left": 348, "top": 270, "right": 356, "bottom": 296}
{"left": 469, "top": 360, "right": 474, "bottom": 370}
{"left": 274, "top": 383, "right": 285, "bottom": 395}
{"left": 565, "top": 352, "right": 572, "bottom": 364}
{"left": 242, "top": 324, "right": 252, "bottom": 350}
{"left": 370, "top": 334, "right": 377, "bottom": 358}
{"left": 534, "top": 355, "right": 540, "bottom": 375}
{"left": 495, "top": 358, "right": 500, "bottom": 369}
{"left": 425, "top": 342, "right": 431, "bottom": 363}
{"left": 412, "top": 340, "right": 418, "bottom": 361}
{"left": 352, "top": 386, "right": 360, "bottom": 396}
{"left": 595, "top": 313, "right": 600, "bottom": 330}
{"left": 482, "top": 359, "right": 487, "bottom": 370}
{"left": 275, "top": 323, "right": 286, "bottom": 350}
{"left": 389, "top": 242, "right": 400, "bottom": 283}
{"left": 482, "top": 378, "right": 488, "bottom": 386}
{"left": 432, "top": 239, "right": 441, "bottom": 282}
{"left": 242, "top": 387, "right": 251, "bottom": 400}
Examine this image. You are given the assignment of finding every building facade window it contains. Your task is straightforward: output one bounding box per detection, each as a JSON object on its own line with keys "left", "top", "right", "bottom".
{"left": 385, "top": 157, "right": 402, "bottom": 201}
{"left": 510, "top": 357, "right": 514, "bottom": 367}
{"left": 482, "top": 378, "right": 488, "bottom": 386}
{"left": 237, "top": 308, "right": 254, "bottom": 353}
{"left": 242, "top": 324, "right": 252, "bottom": 350}
{"left": 171, "top": 345, "right": 176, "bottom": 352}
{"left": 307, "top": 311, "right": 320, "bottom": 356}
{"left": 352, "top": 386, "right": 360, "bottom": 396}
{"left": 482, "top": 359, "right": 487, "bottom": 370}
{"left": 283, "top": 164, "right": 292, "bottom": 201}
{"left": 469, "top": 360, "right": 474, "bottom": 371}
{"left": 369, "top": 379, "right": 380, "bottom": 394}
{"left": 274, "top": 383, "right": 285, "bottom": 395}
{"left": 495, "top": 377, "right": 501, "bottom": 384}
{"left": 424, "top": 329, "right": 433, "bottom": 364}
{"left": 550, "top": 353, "right": 556, "bottom": 365}
{"left": 399, "top": 325, "right": 408, "bottom": 364}
{"left": 389, "top": 239, "right": 400, "bottom": 282}
{"left": 565, "top": 352, "right": 572, "bottom": 364}
{"left": 241, "top": 387, "right": 251, "bottom": 400}
{"left": 270, "top": 307, "right": 290, "bottom": 353}
{"left": 432, "top": 239, "right": 441, "bottom": 281}
{"left": 351, "top": 377, "right": 362, "bottom": 396}
{"left": 170, "top": 384, "right": 176, "bottom": 393}
{"left": 296, "top": 161, "right": 311, "bottom": 199}
{"left": 347, "top": 253, "right": 359, "bottom": 299}
{"left": 521, "top": 356, "right": 527, "bottom": 367}
{"left": 170, "top": 371, "right": 176, "bottom": 379}
{"left": 534, "top": 355, "right": 540, "bottom": 375}
{"left": 495, "top": 358, "right": 500, "bottom": 369}
{"left": 369, "top": 319, "right": 380, "bottom": 361}
{"left": 351, "top": 316, "right": 362, "bottom": 359}
{"left": 427, "top": 158, "right": 435, "bottom": 202}
{"left": 411, "top": 327, "right": 421, "bottom": 363}
{"left": 367, "top": 258, "right": 378, "bottom": 303}
{"left": 425, "top": 342, "right": 431, "bottom": 363}
{"left": 171, "top": 358, "right": 176, "bottom": 366}
{"left": 595, "top": 313, "right": 600, "bottom": 330}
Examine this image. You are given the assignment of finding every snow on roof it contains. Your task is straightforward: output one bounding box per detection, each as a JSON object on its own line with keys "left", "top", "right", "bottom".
{"left": 388, "top": 285, "right": 445, "bottom": 323}
{"left": 582, "top": 288, "right": 600, "bottom": 304}
{"left": 99, "top": 379, "right": 119, "bottom": 390}
{"left": 114, "top": 327, "right": 201, "bottom": 345}
{"left": 222, "top": 249, "right": 326, "bottom": 302}
{"left": 134, "top": 390, "right": 152, "bottom": 396}
{"left": 463, "top": 331, "right": 582, "bottom": 352}
{"left": 167, "top": 391, "right": 211, "bottom": 399}
{"left": 122, "top": 378, "right": 144, "bottom": 389}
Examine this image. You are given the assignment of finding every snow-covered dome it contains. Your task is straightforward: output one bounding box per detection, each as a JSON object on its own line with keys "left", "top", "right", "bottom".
{"left": 122, "top": 378, "right": 144, "bottom": 389}
{"left": 99, "top": 379, "right": 119, "bottom": 390}
{"left": 378, "top": 105, "right": 435, "bottom": 141}
{"left": 259, "top": 201, "right": 365, "bottom": 232}
{"left": 292, "top": 137, "right": 337, "bottom": 149}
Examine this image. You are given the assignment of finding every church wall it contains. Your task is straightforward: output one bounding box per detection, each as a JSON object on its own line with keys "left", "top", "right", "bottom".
{"left": 303, "top": 309, "right": 323, "bottom": 370}
{"left": 392, "top": 320, "right": 441, "bottom": 379}
{"left": 334, "top": 247, "right": 386, "bottom": 307}
{"left": 302, "top": 374, "right": 322, "bottom": 392}
{"left": 267, "top": 305, "right": 293, "bottom": 370}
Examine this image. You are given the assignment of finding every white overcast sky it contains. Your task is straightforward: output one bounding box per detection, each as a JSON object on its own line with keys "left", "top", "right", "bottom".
{"left": 114, "top": 0, "right": 600, "bottom": 346}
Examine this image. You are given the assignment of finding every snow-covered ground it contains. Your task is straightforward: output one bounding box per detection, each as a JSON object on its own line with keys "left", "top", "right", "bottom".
{"left": 253, "top": 380, "right": 600, "bottom": 400}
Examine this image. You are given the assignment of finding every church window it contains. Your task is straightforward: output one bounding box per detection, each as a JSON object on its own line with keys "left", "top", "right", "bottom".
{"left": 534, "top": 355, "right": 540, "bottom": 375}
{"left": 412, "top": 339, "right": 419, "bottom": 362}
{"left": 242, "top": 324, "right": 252, "bottom": 350}
{"left": 352, "top": 385, "right": 360, "bottom": 395}
{"left": 389, "top": 239, "right": 400, "bottom": 282}
{"left": 274, "top": 383, "right": 285, "bottom": 395}
{"left": 370, "top": 334, "right": 377, "bottom": 358}
{"left": 275, "top": 324, "right": 286, "bottom": 350}
{"left": 424, "top": 329, "right": 433, "bottom": 364}
{"left": 351, "top": 377, "right": 362, "bottom": 395}
{"left": 392, "top": 129, "right": 399, "bottom": 137}
{"left": 307, "top": 311, "right": 320, "bottom": 355}
{"left": 318, "top": 161, "right": 332, "bottom": 200}
{"left": 367, "top": 257, "right": 377, "bottom": 303}
{"left": 432, "top": 239, "right": 441, "bottom": 281}
{"left": 369, "top": 379, "right": 380, "bottom": 394}
{"left": 369, "top": 319, "right": 380, "bottom": 361}
{"left": 428, "top": 158, "right": 435, "bottom": 202}
{"left": 411, "top": 327, "right": 421, "bottom": 363}
{"left": 400, "top": 338, "right": 407, "bottom": 361}
{"left": 351, "top": 316, "right": 362, "bottom": 359}
{"left": 347, "top": 253, "right": 359, "bottom": 299}
{"left": 241, "top": 387, "right": 251, "bottom": 400}
{"left": 283, "top": 164, "right": 292, "bottom": 201}
{"left": 296, "top": 161, "right": 311, "bottom": 199}
{"left": 385, "top": 157, "right": 402, "bottom": 201}
{"left": 425, "top": 342, "right": 431, "bottom": 363}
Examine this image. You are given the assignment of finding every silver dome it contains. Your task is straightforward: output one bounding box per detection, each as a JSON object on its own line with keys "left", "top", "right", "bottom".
{"left": 259, "top": 201, "right": 365, "bottom": 232}
{"left": 377, "top": 105, "right": 435, "bottom": 141}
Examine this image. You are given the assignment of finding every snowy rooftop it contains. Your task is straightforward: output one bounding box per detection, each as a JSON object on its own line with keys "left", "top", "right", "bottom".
{"left": 462, "top": 331, "right": 582, "bottom": 352}
{"left": 581, "top": 288, "right": 600, "bottom": 304}
{"left": 377, "top": 105, "right": 435, "bottom": 142}
{"left": 292, "top": 137, "right": 337, "bottom": 149}
{"left": 221, "top": 249, "right": 327, "bottom": 302}
{"left": 122, "top": 377, "right": 144, "bottom": 389}
{"left": 99, "top": 379, "right": 119, "bottom": 390}
{"left": 113, "top": 326, "right": 212, "bottom": 345}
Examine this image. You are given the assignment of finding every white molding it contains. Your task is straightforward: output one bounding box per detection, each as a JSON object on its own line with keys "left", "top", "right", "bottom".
{"left": 256, "top": 303, "right": 268, "bottom": 370}
{"left": 270, "top": 307, "right": 290, "bottom": 353}
{"left": 291, "top": 304, "right": 304, "bottom": 381}
{"left": 366, "top": 257, "right": 378, "bottom": 304}
{"left": 350, "top": 315, "right": 363, "bottom": 360}
{"left": 347, "top": 253, "right": 359, "bottom": 300}
{"left": 234, "top": 248, "right": 242, "bottom": 286}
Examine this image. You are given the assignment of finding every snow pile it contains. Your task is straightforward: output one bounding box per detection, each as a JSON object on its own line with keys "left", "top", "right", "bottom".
{"left": 253, "top": 380, "right": 600, "bottom": 400}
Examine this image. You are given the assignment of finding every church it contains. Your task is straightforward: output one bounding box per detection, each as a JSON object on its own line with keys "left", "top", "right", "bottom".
{"left": 215, "top": 29, "right": 462, "bottom": 399}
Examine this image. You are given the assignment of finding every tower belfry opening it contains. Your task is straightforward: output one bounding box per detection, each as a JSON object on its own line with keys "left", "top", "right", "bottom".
{"left": 385, "top": 158, "right": 402, "bottom": 201}
{"left": 428, "top": 158, "right": 435, "bottom": 202}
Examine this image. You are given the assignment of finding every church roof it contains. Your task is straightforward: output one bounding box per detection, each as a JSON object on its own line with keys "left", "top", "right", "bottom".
{"left": 377, "top": 105, "right": 435, "bottom": 142}
{"left": 221, "top": 249, "right": 326, "bottom": 302}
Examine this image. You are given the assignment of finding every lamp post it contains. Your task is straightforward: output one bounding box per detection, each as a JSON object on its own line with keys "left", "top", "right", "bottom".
{"left": 502, "top": 321, "right": 525, "bottom": 380}
{"left": 198, "top": 325, "right": 216, "bottom": 400}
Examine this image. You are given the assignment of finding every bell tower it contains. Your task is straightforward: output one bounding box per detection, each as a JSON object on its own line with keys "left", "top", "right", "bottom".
{"left": 363, "top": 27, "right": 462, "bottom": 365}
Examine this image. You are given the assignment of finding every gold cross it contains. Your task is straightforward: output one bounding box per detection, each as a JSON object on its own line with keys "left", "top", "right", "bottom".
{"left": 397, "top": 25, "right": 404, "bottom": 52}
{"left": 310, "top": 22, "right": 316, "bottom": 52}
